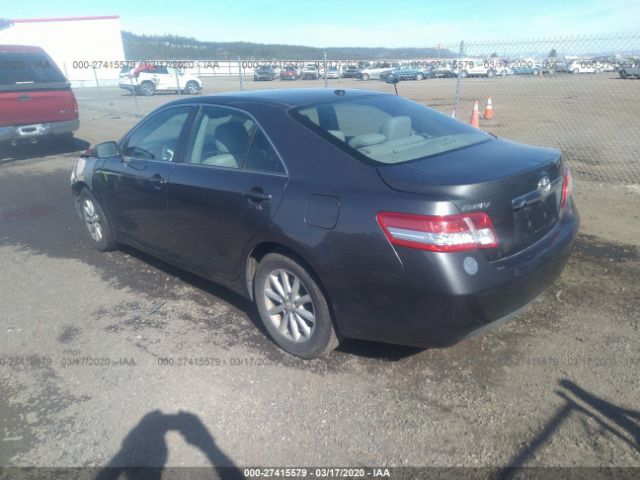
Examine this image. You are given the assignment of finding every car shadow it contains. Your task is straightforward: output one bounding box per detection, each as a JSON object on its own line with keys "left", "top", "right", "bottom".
{"left": 95, "top": 410, "right": 243, "bottom": 480}
{"left": 0, "top": 136, "right": 90, "bottom": 164}
{"left": 116, "top": 245, "right": 423, "bottom": 362}
{"left": 498, "top": 379, "right": 639, "bottom": 479}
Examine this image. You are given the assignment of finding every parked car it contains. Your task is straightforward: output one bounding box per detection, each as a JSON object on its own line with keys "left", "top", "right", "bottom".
{"left": 512, "top": 65, "right": 541, "bottom": 75}
{"left": 119, "top": 64, "right": 201, "bottom": 96}
{"left": 359, "top": 62, "right": 397, "bottom": 80}
{"left": 71, "top": 89, "right": 579, "bottom": 358}
{"left": 452, "top": 58, "right": 495, "bottom": 78}
{"left": 619, "top": 64, "right": 640, "bottom": 78}
{"left": 279, "top": 65, "right": 299, "bottom": 80}
{"left": 0, "top": 45, "right": 79, "bottom": 146}
{"left": 542, "top": 60, "right": 570, "bottom": 75}
{"left": 381, "top": 65, "right": 433, "bottom": 82}
{"left": 568, "top": 59, "right": 604, "bottom": 74}
{"left": 254, "top": 65, "right": 278, "bottom": 81}
{"left": 323, "top": 66, "right": 341, "bottom": 79}
{"left": 341, "top": 65, "right": 361, "bottom": 78}
{"left": 301, "top": 65, "right": 320, "bottom": 80}
{"left": 431, "top": 62, "right": 456, "bottom": 78}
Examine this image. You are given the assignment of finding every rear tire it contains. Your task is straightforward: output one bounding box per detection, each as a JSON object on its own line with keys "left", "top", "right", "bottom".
{"left": 361, "top": 73, "right": 370, "bottom": 81}
{"left": 416, "top": 73, "right": 424, "bottom": 80}
{"left": 254, "top": 253, "right": 339, "bottom": 358}
{"left": 77, "top": 188, "right": 116, "bottom": 252}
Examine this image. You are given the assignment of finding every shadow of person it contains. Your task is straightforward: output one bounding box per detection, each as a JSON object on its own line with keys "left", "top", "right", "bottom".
{"left": 95, "top": 410, "right": 243, "bottom": 480}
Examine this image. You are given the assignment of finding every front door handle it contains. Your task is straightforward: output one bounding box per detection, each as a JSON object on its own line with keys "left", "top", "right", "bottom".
{"left": 242, "top": 188, "right": 272, "bottom": 202}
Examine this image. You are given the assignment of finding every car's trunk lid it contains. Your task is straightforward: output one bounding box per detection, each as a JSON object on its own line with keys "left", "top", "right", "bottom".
{"left": 376, "top": 138, "right": 563, "bottom": 259}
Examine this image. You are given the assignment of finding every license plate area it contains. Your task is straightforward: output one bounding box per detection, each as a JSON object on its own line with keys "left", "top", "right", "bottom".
{"left": 514, "top": 192, "right": 559, "bottom": 240}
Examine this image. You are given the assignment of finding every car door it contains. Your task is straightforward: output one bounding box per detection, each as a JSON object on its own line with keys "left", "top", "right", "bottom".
{"left": 166, "top": 105, "right": 288, "bottom": 281}
{"left": 165, "top": 67, "right": 183, "bottom": 91}
{"left": 97, "top": 106, "right": 195, "bottom": 254}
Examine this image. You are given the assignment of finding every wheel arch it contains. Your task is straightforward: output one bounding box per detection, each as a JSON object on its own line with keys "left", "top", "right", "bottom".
{"left": 244, "top": 240, "right": 343, "bottom": 337}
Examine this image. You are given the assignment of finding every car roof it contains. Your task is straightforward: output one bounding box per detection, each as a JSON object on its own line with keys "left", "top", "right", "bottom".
{"left": 0, "top": 45, "right": 46, "bottom": 53}
{"left": 167, "top": 88, "right": 389, "bottom": 109}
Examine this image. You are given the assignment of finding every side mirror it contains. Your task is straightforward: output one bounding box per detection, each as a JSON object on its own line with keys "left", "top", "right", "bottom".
{"left": 94, "top": 141, "right": 120, "bottom": 158}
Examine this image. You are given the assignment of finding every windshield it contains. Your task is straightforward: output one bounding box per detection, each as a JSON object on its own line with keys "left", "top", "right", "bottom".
{"left": 290, "top": 95, "right": 490, "bottom": 165}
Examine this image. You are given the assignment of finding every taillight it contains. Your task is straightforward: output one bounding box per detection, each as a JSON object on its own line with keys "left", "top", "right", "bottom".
{"left": 71, "top": 93, "right": 79, "bottom": 118}
{"left": 560, "top": 165, "right": 573, "bottom": 208}
{"left": 376, "top": 211, "right": 498, "bottom": 252}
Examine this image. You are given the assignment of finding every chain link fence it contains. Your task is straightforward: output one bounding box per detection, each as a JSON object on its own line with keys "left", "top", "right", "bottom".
{"left": 74, "top": 33, "right": 640, "bottom": 185}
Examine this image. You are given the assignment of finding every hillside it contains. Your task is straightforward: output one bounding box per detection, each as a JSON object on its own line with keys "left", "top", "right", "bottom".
{"left": 121, "top": 31, "right": 455, "bottom": 60}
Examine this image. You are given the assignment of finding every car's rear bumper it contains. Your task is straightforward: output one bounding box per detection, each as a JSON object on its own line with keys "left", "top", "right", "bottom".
{"left": 319, "top": 202, "right": 579, "bottom": 348}
{"left": 0, "top": 119, "right": 79, "bottom": 142}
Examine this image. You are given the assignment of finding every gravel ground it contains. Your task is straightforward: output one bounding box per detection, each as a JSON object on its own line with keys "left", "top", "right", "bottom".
{"left": 0, "top": 75, "right": 639, "bottom": 471}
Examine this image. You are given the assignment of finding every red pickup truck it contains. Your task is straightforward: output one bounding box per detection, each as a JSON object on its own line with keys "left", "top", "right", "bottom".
{"left": 0, "top": 45, "right": 79, "bottom": 146}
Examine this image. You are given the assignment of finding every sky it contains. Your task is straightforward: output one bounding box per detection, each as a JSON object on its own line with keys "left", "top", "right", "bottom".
{"left": 3, "top": 0, "right": 640, "bottom": 48}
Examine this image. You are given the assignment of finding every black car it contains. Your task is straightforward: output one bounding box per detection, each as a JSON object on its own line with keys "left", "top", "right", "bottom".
{"left": 253, "top": 65, "right": 278, "bottom": 81}
{"left": 71, "top": 89, "right": 579, "bottom": 358}
{"left": 341, "top": 65, "right": 361, "bottom": 78}
{"left": 619, "top": 64, "right": 640, "bottom": 78}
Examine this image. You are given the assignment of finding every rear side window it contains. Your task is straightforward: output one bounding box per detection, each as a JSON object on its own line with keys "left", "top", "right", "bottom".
{"left": 0, "top": 53, "right": 66, "bottom": 85}
{"left": 245, "top": 130, "right": 285, "bottom": 174}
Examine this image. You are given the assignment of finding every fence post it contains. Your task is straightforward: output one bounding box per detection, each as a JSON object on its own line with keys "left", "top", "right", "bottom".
{"left": 324, "top": 50, "right": 328, "bottom": 88}
{"left": 238, "top": 58, "right": 244, "bottom": 91}
{"left": 175, "top": 67, "right": 181, "bottom": 95}
{"left": 129, "top": 73, "right": 141, "bottom": 118}
{"left": 454, "top": 40, "right": 464, "bottom": 118}
{"left": 92, "top": 66, "right": 107, "bottom": 114}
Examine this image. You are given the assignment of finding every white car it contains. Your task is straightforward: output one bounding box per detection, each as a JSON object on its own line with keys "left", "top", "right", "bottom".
{"left": 451, "top": 58, "right": 495, "bottom": 78}
{"left": 568, "top": 59, "right": 604, "bottom": 74}
{"left": 359, "top": 62, "right": 398, "bottom": 80}
{"left": 323, "top": 66, "right": 341, "bottom": 79}
{"left": 119, "top": 64, "right": 202, "bottom": 96}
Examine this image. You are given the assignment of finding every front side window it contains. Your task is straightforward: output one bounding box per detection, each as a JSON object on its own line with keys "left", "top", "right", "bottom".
{"left": 291, "top": 95, "right": 490, "bottom": 165}
{"left": 123, "top": 107, "right": 191, "bottom": 161}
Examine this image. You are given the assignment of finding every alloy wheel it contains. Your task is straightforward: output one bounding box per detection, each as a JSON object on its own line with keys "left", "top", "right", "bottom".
{"left": 263, "top": 268, "right": 315, "bottom": 343}
{"left": 82, "top": 198, "right": 103, "bottom": 242}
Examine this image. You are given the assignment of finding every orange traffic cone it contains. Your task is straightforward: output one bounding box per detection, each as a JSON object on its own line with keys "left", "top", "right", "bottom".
{"left": 470, "top": 100, "right": 480, "bottom": 128}
{"left": 483, "top": 96, "right": 494, "bottom": 120}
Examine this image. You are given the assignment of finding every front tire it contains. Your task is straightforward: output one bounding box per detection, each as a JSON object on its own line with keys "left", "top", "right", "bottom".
{"left": 416, "top": 73, "right": 424, "bottom": 80}
{"left": 185, "top": 81, "right": 199, "bottom": 95}
{"left": 77, "top": 188, "right": 116, "bottom": 252}
{"left": 361, "top": 73, "right": 370, "bottom": 81}
{"left": 139, "top": 81, "right": 156, "bottom": 96}
{"left": 254, "top": 253, "right": 339, "bottom": 358}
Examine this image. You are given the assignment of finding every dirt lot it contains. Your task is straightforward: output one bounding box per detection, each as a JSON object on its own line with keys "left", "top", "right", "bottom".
{"left": 0, "top": 73, "right": 639, "bottom": 473}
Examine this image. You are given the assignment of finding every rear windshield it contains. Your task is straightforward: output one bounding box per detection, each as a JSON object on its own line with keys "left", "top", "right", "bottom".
{"left": 0, "top": 52, "right": 67, "bottom": 85}
{"left": 290, "top": 95, "right": 490, "bottom": 165}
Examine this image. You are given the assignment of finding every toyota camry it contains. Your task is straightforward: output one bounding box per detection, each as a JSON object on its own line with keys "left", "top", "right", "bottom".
{"left": 70, "top": 89, "right": 579, "bottom": 358}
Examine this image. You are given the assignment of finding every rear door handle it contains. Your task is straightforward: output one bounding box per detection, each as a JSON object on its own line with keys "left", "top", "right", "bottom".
{"left": 151, "top": 173, "right": 167, "bottom": 189}
{"left": 242, "top": 188, "right": 272, "bottom": 202}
